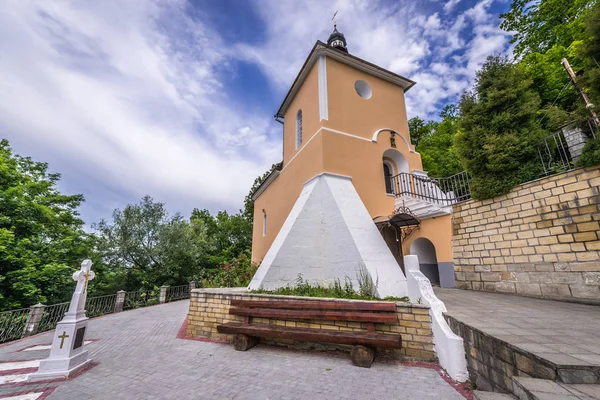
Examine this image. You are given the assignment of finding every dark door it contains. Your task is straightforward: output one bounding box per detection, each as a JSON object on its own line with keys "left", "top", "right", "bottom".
{"left": 380, "top": 225, "right": 404, "bottom": 273}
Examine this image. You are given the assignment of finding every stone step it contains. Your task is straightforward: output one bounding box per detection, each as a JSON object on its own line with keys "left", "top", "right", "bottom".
{"left": 512, "top": 376, "right": 600, "bottom": 399}
{"left": 473, "top": 390, "right": 516, "bottom": 399}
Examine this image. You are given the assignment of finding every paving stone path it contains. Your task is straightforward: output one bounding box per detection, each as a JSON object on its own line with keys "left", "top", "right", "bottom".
{"left": 435, "top": 287, "right": 600, "bottom": 368}
{"left": 0, "top": 300, "right": 464, "bottom": 399}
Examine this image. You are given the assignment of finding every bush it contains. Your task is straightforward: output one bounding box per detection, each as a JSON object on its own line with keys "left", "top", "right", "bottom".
{"left": 251, "top": 274, "right": 409, "bottom": 302}
{"left": 576, "top": 137, "right": 600, "bottom": 168}
{"left": 202, "top": 251, "right": 257, "bottom": 288}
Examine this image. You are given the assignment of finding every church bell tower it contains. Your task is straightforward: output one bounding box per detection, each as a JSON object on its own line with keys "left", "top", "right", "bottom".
{"left": 249, "top": 20, "right": 456, "bottom": 295}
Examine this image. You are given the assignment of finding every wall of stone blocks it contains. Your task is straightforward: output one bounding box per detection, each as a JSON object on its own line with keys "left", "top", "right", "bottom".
{"left": 186, "top": 288, "right": 436, "bottom": 361}
{"left": 452, "top": 166, "right": 600, "bottom": 303}
{"left": 446, "top": 316, "right": 558, "bottom": 394}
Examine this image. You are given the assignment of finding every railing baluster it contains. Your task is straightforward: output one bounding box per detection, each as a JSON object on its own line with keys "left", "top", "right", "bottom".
{"left": 390, "top": 171, "right": 472, "bottom": 206}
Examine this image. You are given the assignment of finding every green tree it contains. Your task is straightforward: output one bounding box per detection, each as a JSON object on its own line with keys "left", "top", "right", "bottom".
{"left": 574, "top": 4, "right": 600, "bottom": 167}
{"left": 408, "top": 117, "right": 436, "bottom": 146}
{"left": 415, "top": 105, "right": 463, "bottom": 178}
{"left": 501, "top": 0, "right": 597, "bottom": 57}
{"left": 456, "top": 56, "right": 545, "bottom": 199}
{"left": 93, "top": 196, "right": 209, "bottom": 291}
{"left": 190, "top": 209, "right": 251, "bottom": 265}
{"left": 502, "top": 0, "right": 598, "bottom": 126}
{"left": 0, "top": 139, "right": 93, "bottom": 310}
{"left": 578, "top": 3, "right": 600, "bottom": 115}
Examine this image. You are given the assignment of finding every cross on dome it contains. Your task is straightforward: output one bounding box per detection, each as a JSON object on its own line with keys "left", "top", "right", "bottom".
{"left": 327, "top": 11, "right": 348, "bottom": 53}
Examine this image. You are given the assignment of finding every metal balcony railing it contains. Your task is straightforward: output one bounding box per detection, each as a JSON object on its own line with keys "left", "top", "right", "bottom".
{"left": 390, "top": 171, "right": 471, "bottom": 206}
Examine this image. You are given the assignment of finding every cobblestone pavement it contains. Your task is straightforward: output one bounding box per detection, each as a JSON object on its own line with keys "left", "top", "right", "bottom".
{"left": 0, "top": 300, "right": 464, "bottom": 399}
{"left": 435, "top": 288, "right": 600, "bottom": 367}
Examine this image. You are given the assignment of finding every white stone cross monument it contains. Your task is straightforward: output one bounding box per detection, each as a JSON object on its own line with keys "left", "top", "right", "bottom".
{"left": 28, "top": 260, "right": 95, "bottom": 381}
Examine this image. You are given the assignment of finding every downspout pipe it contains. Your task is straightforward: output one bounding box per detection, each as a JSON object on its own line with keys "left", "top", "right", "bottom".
{"left": 274, "top": 113, "right": 284, "bottom": 124}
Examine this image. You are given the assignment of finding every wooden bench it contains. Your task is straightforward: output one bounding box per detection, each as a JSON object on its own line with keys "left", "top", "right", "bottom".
{"left": 216, "top": 299, "right": 402, "bottom": 367}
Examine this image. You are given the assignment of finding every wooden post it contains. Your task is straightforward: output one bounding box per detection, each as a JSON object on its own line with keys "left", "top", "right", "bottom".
{"left": 233, "top": 334, "right": 258, "bottom": 351}
{"left": 114, "top": 290, "right": 126, "bottom": 313}
{"left": 351, "top": 345, "right": 375, "bottom": 368}
{"left": 22, "top": 303, "right": 45, "bottom": 337}
{"left": 562, "top": 58, "right": 600, "bottom": 126}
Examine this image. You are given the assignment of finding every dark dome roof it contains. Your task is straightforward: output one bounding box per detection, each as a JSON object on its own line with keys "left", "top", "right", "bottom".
{"left": 327, "top": 27, "right": 348, "bottom": 53}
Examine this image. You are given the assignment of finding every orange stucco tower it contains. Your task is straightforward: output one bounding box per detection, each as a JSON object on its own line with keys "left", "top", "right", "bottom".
{"left": 249, "top": 26, "right": 455, "bottom": 294}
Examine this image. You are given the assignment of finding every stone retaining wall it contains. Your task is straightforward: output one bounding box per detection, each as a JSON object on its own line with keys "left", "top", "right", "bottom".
{"left": 452, "top": 166, "right": 600, "bottom": 302}
{"left": 446, "top": 315, "right": 557, "bottom": 394}
{"left": 186, "top": 288, "right": 436, "bottom": 361}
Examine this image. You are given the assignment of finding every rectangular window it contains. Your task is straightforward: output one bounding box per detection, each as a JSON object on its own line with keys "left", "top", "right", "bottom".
{"left": 263, "top": 212, "right": 267, "bottom": 237}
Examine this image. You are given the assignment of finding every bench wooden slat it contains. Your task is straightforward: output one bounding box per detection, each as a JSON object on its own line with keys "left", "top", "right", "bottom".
{"left": 229, "top": 307, "right": 398, "bottom": 324}
{"left": 229, "top": 300, "right": 397, "bottom": 312}
{"left": 217, "top": 323, "right": 402, "bottom": 349}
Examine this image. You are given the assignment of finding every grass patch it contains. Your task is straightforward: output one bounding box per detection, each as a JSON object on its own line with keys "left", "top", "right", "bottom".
{"left": 250, "top": 274, "right": 409, "bottom": 303}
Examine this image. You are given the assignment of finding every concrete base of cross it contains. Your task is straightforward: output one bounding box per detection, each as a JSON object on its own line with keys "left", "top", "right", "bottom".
{"left": 28, "top": 260, "right": 96, "bottom": 382}
{"left": 27, "top": 318, "right": 92, "bottom": 381}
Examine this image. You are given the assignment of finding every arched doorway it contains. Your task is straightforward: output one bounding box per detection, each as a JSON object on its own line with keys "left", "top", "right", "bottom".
{"left": 382, "top": 148, "right": 409, "bottom": 196}
{"left": 410, "top": 238, "right": 440, "bottom": 285}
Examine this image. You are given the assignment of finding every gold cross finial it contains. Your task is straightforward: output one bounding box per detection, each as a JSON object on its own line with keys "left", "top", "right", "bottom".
{"left": 332, "top": 11, "right": 338, "bottom": 28}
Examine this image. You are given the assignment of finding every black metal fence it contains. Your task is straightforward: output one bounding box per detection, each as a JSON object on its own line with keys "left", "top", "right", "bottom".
{"left": 0, "top": 283, "right": 195, "bottom": 344}
{"left": 123, "top": 290, "right": 159, "bottom": 311}
{"left": 391, "top": 171, "right": 472, "bottom": 206}
{"left": 538, "top": 121, "right": 596, "bottom": 176}
{"left": 166, "top": 285, "right": 190, "bottom": 302}
{"left": 391, "top": 120, "right": 597, "bottom": 205}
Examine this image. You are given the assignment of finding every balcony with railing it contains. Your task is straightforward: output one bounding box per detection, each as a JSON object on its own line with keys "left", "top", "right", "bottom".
{"left": 389, "top": 171, "right": 471, "bottom": 219}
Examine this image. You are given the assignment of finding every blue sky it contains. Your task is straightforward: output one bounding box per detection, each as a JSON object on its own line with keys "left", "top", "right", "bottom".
{"left": 0, "top": 0, "right": 513, "bottom": 225}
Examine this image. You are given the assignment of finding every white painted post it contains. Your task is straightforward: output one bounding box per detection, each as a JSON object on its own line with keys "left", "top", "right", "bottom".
{"left": 114, "top": 290, "right": 126, "bottom": 313}
{"left": 22, "top": 303, "right": 45, "bottom": 337}
{"left": 160, "top": 285, "right": 168, "bottom": 304}
{"left": 404, "top": 255, "right": 469, "bottom": 382}
{"left": 189, "top": 281, "right": 196, "bottom": 291}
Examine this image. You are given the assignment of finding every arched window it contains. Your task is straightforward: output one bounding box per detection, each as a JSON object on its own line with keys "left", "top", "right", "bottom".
{"left": 383, "top": 162, "right": 394, "bottom": 194}
{"left": 262, "top": 210, "right": 267, "bottom": 237}
{"left": 296, "top": 109, "right": 303, "bottom": 149}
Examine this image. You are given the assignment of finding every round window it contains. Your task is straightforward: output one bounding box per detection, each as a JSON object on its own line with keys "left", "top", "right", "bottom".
{"left": 355, "top": 80, "right": 372, "bottom": 99}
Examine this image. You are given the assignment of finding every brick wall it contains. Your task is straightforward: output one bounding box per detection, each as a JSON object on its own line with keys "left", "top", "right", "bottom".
{"left": 453, "top": 166, "right": 600, "bottom": 302}
{"left": 186, "top": 288, "right": 436, "bottom": 361}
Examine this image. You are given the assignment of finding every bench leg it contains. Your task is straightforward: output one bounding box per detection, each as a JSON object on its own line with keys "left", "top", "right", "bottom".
{"left": 233, "top": 334, "right": 258, "bottom": 351}
{"left": 351, "top": 345, "right": 375, "bottom": 368}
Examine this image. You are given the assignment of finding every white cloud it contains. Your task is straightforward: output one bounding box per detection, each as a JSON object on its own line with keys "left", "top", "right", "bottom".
{"left": 0, "top": 0, "right": 512, "bottom": 225}
{"left": 0, "top": 0, "right": 280, "bottom": 222}
{"left": 444, "top": 0, "right": 463, "bottom": 12}
{"left": 239, "top": 0, "right": 510, "bottom": 119}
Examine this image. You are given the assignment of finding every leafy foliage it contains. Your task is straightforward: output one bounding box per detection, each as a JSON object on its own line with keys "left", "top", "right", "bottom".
{"left": 456, "top": 56, "right": 545, "bottom": 199}
{"left": 0, "top": 139, "right": 93, "bottom": 310}
{"left": 408, "top": 117, "right": 436, "bottom": 146}
{"left": 202, "top": 250, "right": 257, "bottom": 288}
{"left": 251, "top": 274, "right": 408, "bottom": 302}
{"left": 92, "top": 196, "right": 210, "bottom": 292}
{"left": 414, "top": 105, "right": 464, "bottom": 178}
{"left": 500, "top": 0, "right": 597, "bottom": 57}
{"left": 576, "top": 137, "right": 600, "bottom": 167}
{"left": 577, "top": 3, "right": 600, "bottom": 121}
